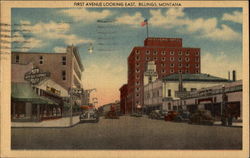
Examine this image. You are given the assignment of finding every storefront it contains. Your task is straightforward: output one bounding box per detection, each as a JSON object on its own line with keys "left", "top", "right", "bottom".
{"left": 11, "top": 83, "right": 58, "bottom": 122}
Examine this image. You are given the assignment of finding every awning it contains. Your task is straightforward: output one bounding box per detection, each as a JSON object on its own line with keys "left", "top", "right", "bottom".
{"left": 11, "top": 83, "right": 57, "bottom": 105}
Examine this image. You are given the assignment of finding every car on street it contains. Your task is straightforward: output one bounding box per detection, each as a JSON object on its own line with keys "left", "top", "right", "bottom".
{"left": 79, "top": 109, "right": 99, "bottom": 123}
{"left": 149, "top": 110, "right": 167, "bottom": 120}
{"left": 188, "top": 109, "right": 214, "bottom": 125}
{"left": 173, "top": 110, "right": 190, "bottom": 122}
{"left": 164, "top": 111, "right": 179, "bottom": 121}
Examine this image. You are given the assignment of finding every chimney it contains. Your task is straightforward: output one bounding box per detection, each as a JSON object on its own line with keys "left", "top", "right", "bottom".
{"left": 232, "top": 70, "right": 236, "bottom": 81}
{"left": 228, "top": 71, "right": 230, "bottom": 80}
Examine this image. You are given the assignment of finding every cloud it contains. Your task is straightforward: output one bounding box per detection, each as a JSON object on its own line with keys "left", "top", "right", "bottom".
{"left": 59, "top": 8, "right": 112, "bottom": 22}
{"left": 53, "top": 47, "right": 66, "bottom": 53}
{"left": 201, "top": 52, "right": 242, "bottom": 80}
{"left": 149, "top": 8, "right": 241, "bottom": 41}
{"left": 15, "top": 20, "right": 93, "bottom": 50}
{"left": 116, "top": 12, "right": 144, "bottom": 27}
{"left": 222, "top": 11, "right": 242, "bottom": 24}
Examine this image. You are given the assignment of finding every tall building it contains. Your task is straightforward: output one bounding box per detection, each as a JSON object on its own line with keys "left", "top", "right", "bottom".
{"left": 11, "top": 45, "right": 84, "bottom": 90}
{"left": 124, "top": 37, "right": 201, "bottom": 113}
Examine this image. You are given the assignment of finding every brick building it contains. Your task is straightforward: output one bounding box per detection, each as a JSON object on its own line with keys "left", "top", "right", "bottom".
{"left": 122, "top": 37, "right": 201, "bottom": 113}
{"left": 11, "top": 45, "right": 84, "bottom": 91}
{"left": 119, "top": 84, "right": 128, "bottom": 114}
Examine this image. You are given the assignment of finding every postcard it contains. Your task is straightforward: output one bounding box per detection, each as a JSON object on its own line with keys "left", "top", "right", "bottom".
{"left": 0, "top": 0, "right": 249, "bottom": 158}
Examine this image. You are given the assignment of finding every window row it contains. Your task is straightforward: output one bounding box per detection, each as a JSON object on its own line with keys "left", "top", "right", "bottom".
{"left": 136, "top": 56, "right": 199, "bottom": 62}
{"left": 135, "top": 69, "right": 200, "bottom": 73}
{"left": 15, "top": 55, "right": 67, "bottom": 65}
{"left": 135, "top": 63, "right": 200, "bottom": 68}
{"left": 135, "top": 50, "right": 200, "bottom": 56}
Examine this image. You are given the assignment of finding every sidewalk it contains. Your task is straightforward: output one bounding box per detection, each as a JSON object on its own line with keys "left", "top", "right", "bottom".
{"left": 11, "top": 116, "right": 80, "bottom": 128}
{"left": 214, "top": 121, "right": 242, "bottom": 127}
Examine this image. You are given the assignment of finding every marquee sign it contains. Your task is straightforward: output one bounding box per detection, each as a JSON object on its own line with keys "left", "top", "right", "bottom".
{"left": 24, "top": 67, "right": 50, "bottom": 85}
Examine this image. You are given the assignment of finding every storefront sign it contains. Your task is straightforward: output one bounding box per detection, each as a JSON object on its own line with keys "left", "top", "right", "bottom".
{"left": 24, "top": 67, "right": 50, "bottom": 85}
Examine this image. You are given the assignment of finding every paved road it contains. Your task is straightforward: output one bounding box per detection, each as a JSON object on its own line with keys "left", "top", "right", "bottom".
{"left": 11, "top": 116, "right": 242, "bottom": 149}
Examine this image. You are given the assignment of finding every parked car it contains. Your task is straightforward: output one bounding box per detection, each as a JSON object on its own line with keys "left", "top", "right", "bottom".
{"left": 105, "top": 110, "right": 119, "bottom": 119}
{"left": 130, "top": 113, "right": 142, "bottom": 117}
{"left": 173, "top": 110, "right": 190, "bottom": 122}
{"left": 164, "top": 111, "right": 179, "bottom": 121}
{"left": 188, "top": 110, "right": 214, "bottom": 125}
{"left": 79, "top": 109, "right": 99, "bottom": 123}
{"left": 149, "top": 110, "right": 167, "bottom": 120}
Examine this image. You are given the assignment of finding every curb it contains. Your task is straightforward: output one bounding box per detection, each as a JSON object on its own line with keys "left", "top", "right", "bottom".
{"left": 11, "top": 122, "right": 80, "bottom": 128}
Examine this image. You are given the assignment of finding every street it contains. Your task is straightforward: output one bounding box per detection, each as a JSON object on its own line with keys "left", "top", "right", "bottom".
{"left": 11, "top": 116, "right": 242, "bottom": 150}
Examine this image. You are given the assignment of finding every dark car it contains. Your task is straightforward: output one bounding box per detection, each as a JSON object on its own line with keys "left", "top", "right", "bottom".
{"left": 188, "top": 110, "right": 214, "bottom": 125}
{"left": 79, "top": 109, "right": 99, "bottom": 123}
{"left": 164, "top": 111, "right": 179, "bottom": 121}
{"left": 105, "top": 110, "right": 119, "bottom": 119}
{"left": 149, "top": 110, "right": 167, "bottom": 120}
{"left": 173, "top": 110, "right": 190, "bottom": 122}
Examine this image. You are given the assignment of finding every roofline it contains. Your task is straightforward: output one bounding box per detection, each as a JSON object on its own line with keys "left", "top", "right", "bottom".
{"left": 12, "top": 51, "right": 67, "bottom": 55}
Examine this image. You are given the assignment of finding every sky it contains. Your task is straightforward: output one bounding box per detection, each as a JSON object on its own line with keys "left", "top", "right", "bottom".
{"left": 11, "top": 7, "right": 243, "bottom": 106}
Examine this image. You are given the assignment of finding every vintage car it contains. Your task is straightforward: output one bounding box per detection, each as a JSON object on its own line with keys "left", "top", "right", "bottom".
{"left": 149, "top": 110, "right": 167, "bottom": 120}
{"left": 105, "top": 110, "right": 119, "bottom": 119}
{"left": 130, "top": 112, "right": 142, "bottom": 117}
{"left": 173, "top": 110, "right": 190, "bottom": 122}
{"left": 188, "top": 110, "right": 214, "bottom": 125}
{"left": 79, "top": 109, "right": 99, "bottom": 123}
{"left": 164, "top": 111, "right": 179, "bottom": 121}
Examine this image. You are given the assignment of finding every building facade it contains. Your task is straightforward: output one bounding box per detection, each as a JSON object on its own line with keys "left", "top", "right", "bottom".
{"left": 119, "top": 84, "right": 128, "bottom": 114}
{"left": 125, "top": 37, "right": 201, "bottom": 113}
{"left": 144, "top": 73, "right": 231, "bottom": 113}
{"left": 11, "top": 45, "right": 84, "bottom": 91}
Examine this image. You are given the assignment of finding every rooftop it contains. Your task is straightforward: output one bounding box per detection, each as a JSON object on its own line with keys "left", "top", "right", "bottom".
{"left": 162, "top": 73, "right": 231, "bottom": 82}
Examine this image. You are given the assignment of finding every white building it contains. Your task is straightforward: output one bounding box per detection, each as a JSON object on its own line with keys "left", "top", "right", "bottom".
{"left": 144, "top": 73, "right": 231, "bottom": 113}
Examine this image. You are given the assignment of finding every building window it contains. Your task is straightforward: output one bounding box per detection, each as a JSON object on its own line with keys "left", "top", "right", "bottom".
{"left": 196, "top": 70, "right": 199, "bottom": 73}
{"left": 153, "top": 57, "right": 157, "bottom": 61}
{"left": 168, "top": 103, "right": 171, "bottom": 110}
{"left": 136, "top": 87, "right": 140, "bottom": 91}
{"left": 136, "top": 63, "right": 140, "bottom": 67}
{"left": 170, "top": 63, "right": 174, "bottom": 67}
{"left": 39, "top": 56, "right": 44, "bottom": 64}
{"left": 186, "top": 64, "right": 190, "bottom": 68}
{"left": 136, "top": 69, "right": 140, "bottom": 73}
{"left": 185, "top": 57, "right": 190, "bottom": 62}
{"left": 170, "top": 51, "right": 174, "bottom": 55}
{"left": 186, "top": 51, "right": 190, "bottom": 56}
{"left": 178, "top": 57, "right": 182, "bottom": 62}
{"left": 161, "top": 51, "right": 166, "bottom": 55}
{"left": 196, "top": 64, "right": 199, "bottom": 68}
{"left": 136, "top": 56, "right": 140, "bottom": 61}
{"left": 153, "top": 51, "right": 158, "bottom": 55}
{"left": 136, "top": 93, "right": 140, "bottom": 97}
{"left": 15, "top": 55, "right": 19, "bottom": 63}
{"left": 146, "top": 57, "right": 150, "bottom": 61}
{"left": 162, "top": 69, "right": 165, "bottom": 73}
{"left": 178, "top": 51, "right": 182, "bottom": 55}
{"left": 161, "top": 57, "right": 166, "bottom": 61}
{"left": 196, "top": 52, "right": 199, "bottom": 56}
{"left": 62, "top": 70, "right": 66, "bottom": 80}
{"left": 62, "top": 56, "right": 66, "bottom": 65}
{"left": 195, "top": 58, "right": 200, "bottom": 62}
{"left": 136, "top": 81, "right": 140, "bottom": 85}
{"left": 179, "top": 70, "right": 182, "bottom": 73}
{"left": 161, "top": 63, "right": 165, "bottom": 67}
{"left": 178, "top": 63, "right": 182, "bottom": 67}
{"left": 170, "top": 57, "right": 174, "bottom": 61}
{"left": 168, "top": 89, "right": 171, "bottom": 97}
{"left": 185, "top": 70, "right": 189, "bottom": 73}
{"left": 136, "top": 75, "right": 140, "bottom": 79}
{"left": 146, "top": 50, "right": 150, "bottom": 55}
{"left": 170, "top": 69, "right": 174, "bottom": 73}
{"left": 135, "top": 50, "right": 140, "bottom": 55}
